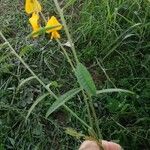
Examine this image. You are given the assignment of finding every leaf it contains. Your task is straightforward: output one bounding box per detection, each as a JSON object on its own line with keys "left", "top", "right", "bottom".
{"left": 0, "top": 53, "right": 11, "bottom": 63}
{"left": 96, "top": 88, "right": 135, "bottom": 95}
{"left": 0, "top": 63, "right": 13, "bottom": 74}
{"left": 65, "top": 128, "right": 85, "bottom": 139}
{"left": 65, "top": 128, "right": 95, "bottom": 141}
{"left": 25, "top": 93, "right": 50, "bottom": 121}
{"left": 19, "top": 45, "right": 33, "bottom": 57}
{"left": 75, "top": 63, "right": 96, "bottom": 96}
{"left": 46, "top": 88, "right": 81, "bottom": 118}
{"left": 123, "top": 33, "right": 135, "bottom": 40}
{"left": 17, "top": 76, "right": 36, "bottom": 90}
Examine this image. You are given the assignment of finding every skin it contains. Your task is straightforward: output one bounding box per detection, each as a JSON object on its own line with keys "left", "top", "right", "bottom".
{"left": 79, "top": 140, "right": 122, "bottom": 150}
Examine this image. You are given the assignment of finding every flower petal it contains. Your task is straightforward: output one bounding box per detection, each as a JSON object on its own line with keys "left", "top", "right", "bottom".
{"left": 46, "top": 16, "right": 62, "bottom": 33}
{"left": 25, "top": 0, "right": 42, "bottom": 14}
{"left": 29, "top": 12, "right": 40, "bottom": 37}
{"left": 51, "top": 31, "right": 61, "bottom": 39}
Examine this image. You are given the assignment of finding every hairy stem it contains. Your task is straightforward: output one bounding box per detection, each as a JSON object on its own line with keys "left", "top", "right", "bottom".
{"left": 40, "top": 12, "right": 47, "bottom": 23}
{"left": 56, "top": 39, "right": 75, "bottom": 70}
{"left": 53, "top": 0, "right": 79, "bottom": 64}
{"left": 89, "top": 96, "right": 102, "bottom": 139}
{"left": 82, "top": 91, "right": 93, "bottom": 128}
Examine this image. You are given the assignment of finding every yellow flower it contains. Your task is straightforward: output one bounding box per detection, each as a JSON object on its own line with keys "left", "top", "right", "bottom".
{"left": 25, "top": 0, "right": 42, "bottom": 14}
{"left": 45, "top": 16, "right": 62, "bottom": 39}
{"left": 29, "top": 12, "right": 40, "bottom": 37}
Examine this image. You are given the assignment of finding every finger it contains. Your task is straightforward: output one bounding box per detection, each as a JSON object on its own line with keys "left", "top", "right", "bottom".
{"left": 102, "top": 140, "right": 122, "bottom": 150}
{"left": 79, "top": 140, "right": 122, "bottom": 150}
{"left": 79, "top": 140, "right": 100, "bottom": 150}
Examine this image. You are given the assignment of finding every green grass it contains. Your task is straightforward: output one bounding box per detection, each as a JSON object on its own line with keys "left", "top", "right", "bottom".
{"left": 0, "top": 0, "right": 150, "bottom": 149}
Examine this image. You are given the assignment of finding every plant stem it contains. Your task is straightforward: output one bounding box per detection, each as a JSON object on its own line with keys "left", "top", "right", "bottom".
{"left": 0, "top": 31, "right": 89, "bottom": 129}
{"left": 56, "top": 39, "right": 75, "bottom": 70}
{"left": 63, "top": 105, "right": 91, "bottom": 129}
{"left": 40, "top": 12, "right": 47, "bottom": 23}
{"left": 82, "top": 91, "right": 93, "bottom": 128}
{"left": 53, "top": 0, "right": 79, "bottom": 64}
{"left": 89, "top": 96, "right": 102, "bottom": 139}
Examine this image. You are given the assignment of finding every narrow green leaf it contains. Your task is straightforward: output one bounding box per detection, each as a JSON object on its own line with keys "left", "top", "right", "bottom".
{"left": 96, "top": 88, "right": 135, "bottom": 95}
{"left": 19, "top": 45, "right": 33, "bottom": 57}
{"left": 75, "top": 63, "right": 96, "bottom": 96}
{"left": 0, "top": 53, "right": 11, "bottom": 63}
{"left": 46, "top": 88, "right": 81, "bottom": 118}
{"left": 25, "top": 93, "right": 50, "bottom": 121}
{"left": 65, "top": 128, "right": 85, "bottom": 139}
{"left": 65, "top": 128, "right": 96, "bottom": 141}
{"left": 17, "top": 76, "right": 36, "bottom": 90}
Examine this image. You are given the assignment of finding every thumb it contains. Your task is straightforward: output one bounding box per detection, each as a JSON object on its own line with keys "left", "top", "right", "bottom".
{"left": 79, "top": 140, "right": 122, "bottom": 150}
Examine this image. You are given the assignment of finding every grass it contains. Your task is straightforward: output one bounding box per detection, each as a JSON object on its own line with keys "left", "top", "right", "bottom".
{"left": 0, "top": 0, "right": 150, "bottom": 149}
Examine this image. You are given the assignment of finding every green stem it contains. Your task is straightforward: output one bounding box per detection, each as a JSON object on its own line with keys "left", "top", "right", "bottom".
{"left": 63, "top": 104, "right": 91, "bottom": 129}
{"left": 89, "top": 96, "right": 102, "bottom": 139}
{"left": 53, "top": 0, "right": 79, "bottom": 64}
{"left": 0, "top": 31, "right": 89, "bottom": 129}
{"left": 40, "top": 12, "right": 47, "bottom": 23}
{"left": 82, "top": 91, "right": 93, "bottom": 128}
{"left": 56, "top": 39, "right": 75, "bottom": 70}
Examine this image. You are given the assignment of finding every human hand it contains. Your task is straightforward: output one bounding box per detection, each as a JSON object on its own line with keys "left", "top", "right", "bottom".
{"left": 79, "top": 140, "right": 122, "bottom": 150}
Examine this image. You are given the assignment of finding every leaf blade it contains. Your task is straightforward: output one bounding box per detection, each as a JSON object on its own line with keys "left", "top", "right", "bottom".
{"left": 96, "top": 88, "right": 135, "bottom": 95}
{"left": 25, "top": 93, "right": 50, "bottom": 121}
{"left": 75, "top": 63, "right": 96, "bottom": 96}
{"left": 65, "top": 128, "right": 85, "bottom": 139}
{"left": 46, "top": 88, "right": 81, "bottom": 118}
{"left": 17, "top": 76, "right": 36, "bottom": 90}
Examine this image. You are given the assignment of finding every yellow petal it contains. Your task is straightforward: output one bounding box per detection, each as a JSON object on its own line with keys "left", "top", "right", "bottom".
{"left": 29, "top": 13, "right": 40, "bottom": 37}
{"left": 25, "top": 0, "right": 33, "bottom": 14}
{"left": 34, "top": 0, "right": 42, "bottom": 12}
{"left": 25, "top": 0, "right": 42, "bottom": 14}
{"left": 45, "top": 16, "right": 62, "bottom": 33}
{"left": 51, "top": 31, "right": 61, "bottom": 39}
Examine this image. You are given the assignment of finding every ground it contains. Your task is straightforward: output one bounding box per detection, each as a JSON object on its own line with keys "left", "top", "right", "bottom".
{"left": 0, "top": 0, "right": 150, "bottom": 150}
